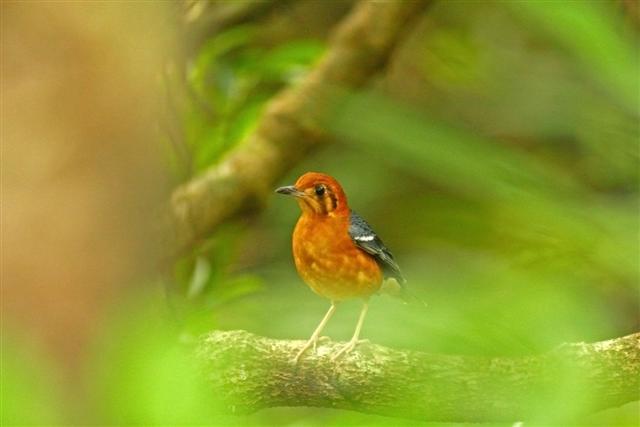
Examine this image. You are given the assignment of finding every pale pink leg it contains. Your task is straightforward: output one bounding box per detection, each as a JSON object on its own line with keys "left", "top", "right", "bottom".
{"left": 294, "top": 302, "right": 337, "bottom": 363}
{"left": 332, "top": 300, "right": 369, "bottom": 360}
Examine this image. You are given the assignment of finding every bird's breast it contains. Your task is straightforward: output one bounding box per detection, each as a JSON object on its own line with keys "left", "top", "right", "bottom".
{"left": 292, "top": 215, "right": 382, "bottom": 301}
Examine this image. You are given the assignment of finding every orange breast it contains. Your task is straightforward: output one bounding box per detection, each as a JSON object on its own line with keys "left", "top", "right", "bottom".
{"left": 292, "top": 213, "right": 382, "bottom": 301}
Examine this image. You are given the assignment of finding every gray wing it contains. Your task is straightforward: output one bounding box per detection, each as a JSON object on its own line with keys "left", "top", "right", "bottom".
{"left": 348, "top": 211, "right": 405, "bottom": 283}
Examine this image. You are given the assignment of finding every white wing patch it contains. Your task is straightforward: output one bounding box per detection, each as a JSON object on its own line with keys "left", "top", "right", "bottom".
{"left": 355, "top": 235, "right": 375, "bottom": 242}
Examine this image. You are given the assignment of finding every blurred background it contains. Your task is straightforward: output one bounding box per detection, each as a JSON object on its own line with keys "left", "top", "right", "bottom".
{"left": 1, "top": 0, "right": 638, "bottom": 425}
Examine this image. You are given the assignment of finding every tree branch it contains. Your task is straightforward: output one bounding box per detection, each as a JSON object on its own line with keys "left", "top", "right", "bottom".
{"left": 196, "top": 330, "right": 640, "bottom": 422}
{"left": 168, "top": 0, "right": 430, "bottom": 255}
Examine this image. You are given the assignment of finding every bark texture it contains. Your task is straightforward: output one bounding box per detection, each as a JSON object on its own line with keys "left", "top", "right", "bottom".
{"left": 168, "top": 0, "right": 430, "bottom": 255}
{"left": 196, "top": 330, "right": 640, "bottom": 422}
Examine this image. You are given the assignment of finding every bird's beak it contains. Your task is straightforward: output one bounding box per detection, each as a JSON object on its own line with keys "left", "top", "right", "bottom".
{"left": 275, "top": 185, "right": 305, "bottom": 198}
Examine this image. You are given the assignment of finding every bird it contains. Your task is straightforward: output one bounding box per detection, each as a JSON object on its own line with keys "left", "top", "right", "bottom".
{"left": 275, "top": 171, "right": 406, "bottom": 362}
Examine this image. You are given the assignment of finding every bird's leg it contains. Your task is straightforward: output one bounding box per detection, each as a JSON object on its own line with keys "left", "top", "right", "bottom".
{"left": 294, "top": 302, "right": 337, "bottom": 363}
{"left": 332, "top": 300, "right": 369, "bottom": 360}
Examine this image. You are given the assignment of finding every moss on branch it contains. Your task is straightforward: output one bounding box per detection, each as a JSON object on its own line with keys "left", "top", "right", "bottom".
{"left": 196, "top": 330, "right": 640, "bottom": 422}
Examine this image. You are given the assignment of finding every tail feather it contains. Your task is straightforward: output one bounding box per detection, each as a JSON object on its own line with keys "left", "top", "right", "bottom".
{"left": 380, "top": 277, "right": 427, "bottom": 307}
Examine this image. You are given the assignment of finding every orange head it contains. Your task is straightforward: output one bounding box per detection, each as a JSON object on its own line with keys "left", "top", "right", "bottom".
{"left": 275, "top": 172, "right": 349, "bottom": 216}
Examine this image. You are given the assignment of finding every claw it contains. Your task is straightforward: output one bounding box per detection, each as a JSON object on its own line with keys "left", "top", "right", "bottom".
{"left": 293, "top": 347, "right": 308, "bottom": 364}
{"left": 331, "top": 301, "right": 370, "bottom": 361}
{"left": 331, "top": 339, "right": 368, "bottom": 361}
{"left": 294, "top": 338, "right": 315, "bottom": 363}
{"left": 294, "top": 335, "right": 332, "bottom": 363}
{"left": 293, "top": 304, "right": 338, "bottom": 363}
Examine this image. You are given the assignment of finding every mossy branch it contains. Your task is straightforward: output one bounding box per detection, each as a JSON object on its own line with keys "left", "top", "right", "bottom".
{"left": 196, "top": 330, "right": 640, "bottom": 422}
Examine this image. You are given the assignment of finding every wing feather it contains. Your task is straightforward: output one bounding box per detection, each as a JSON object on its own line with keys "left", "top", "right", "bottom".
{"left": 348, "top": 211, "right": 405, "bottom": 283}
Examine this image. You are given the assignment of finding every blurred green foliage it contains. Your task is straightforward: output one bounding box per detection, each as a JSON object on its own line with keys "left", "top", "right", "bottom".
{"left": 162, "top": 1, "right": 637, "bottom": 425}
{"left": 1, "top": 329, "right": 65, "bottom": 425}
{"left": 5, "top": 1, "right": 638, "bottom": 426}
{"left": 171, "top": 224, "right": 264, "bottom": 337}
{"left": 173, "top": 24, "right": 324, "bottom": 177}
{"left": 90, "top": 293, "right": 215, "bottom": 425}
{"left": 508, "top": 1, "right": 638, "bottom": 111}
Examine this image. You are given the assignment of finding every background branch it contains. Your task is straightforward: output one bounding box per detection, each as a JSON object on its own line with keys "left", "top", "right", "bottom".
{"left": 196, "top": 330, "right": 640, "bottom": 423}
{"left": 168, "top": 0, "right": 430, "bottom": 255}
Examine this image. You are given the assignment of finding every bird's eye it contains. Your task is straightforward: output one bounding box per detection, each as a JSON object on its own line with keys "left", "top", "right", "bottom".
{"left": 314, "top": 185, "right": 325, "bottom": 196}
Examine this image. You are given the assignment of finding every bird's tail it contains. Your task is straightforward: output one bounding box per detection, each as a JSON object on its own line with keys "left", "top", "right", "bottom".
{"left": 380, "top": 278, "right": 427, "bottom": 307}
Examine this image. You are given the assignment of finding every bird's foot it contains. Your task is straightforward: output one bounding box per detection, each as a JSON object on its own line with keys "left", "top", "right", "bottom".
{"left": 293, "top": 339, "right": 313, "bottom": 364}
{"left": 293, "top": 343, "right": 311, "bottom": 364}
{"left": 294, "top": 335, "right": 331, "bottom": 363}
{"left": 331, "top": 338, "right": 369, "bottom": 361}
{"left": 312, "top": 335, "right": 331, "bottom": 353}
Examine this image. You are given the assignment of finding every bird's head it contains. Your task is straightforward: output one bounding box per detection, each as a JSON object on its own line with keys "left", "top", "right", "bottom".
{"left": 275, "top": 172, "right": 349, "bottom": 216}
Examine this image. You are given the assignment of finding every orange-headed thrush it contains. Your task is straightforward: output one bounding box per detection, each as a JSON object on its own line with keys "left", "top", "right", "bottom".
{"left": 276, "top": 172, "right": 405, "bottom": 362}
